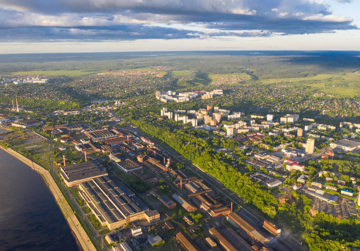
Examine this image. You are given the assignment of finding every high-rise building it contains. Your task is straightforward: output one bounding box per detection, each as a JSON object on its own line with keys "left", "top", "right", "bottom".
{"left": 306, "top": 138, "right": 315, "bottom": 154}
{"left": 213, "top": 113, "right": 222, "bottom": 123}
{"left": 297, "top": 128, "right": 304, "bottom": 137}
{"left": 204, "top": 115, "right": 212, "bottom": 125}
{"left": 227, "top": 127, "right": 234, "bottom": 136}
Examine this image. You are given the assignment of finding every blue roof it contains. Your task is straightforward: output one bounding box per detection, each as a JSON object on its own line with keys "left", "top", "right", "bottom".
{"left": 329, "top": 195, "right": 338, "bottom": 202}
{"left": 341, "top": 189, "right": 353, "bottom": 193}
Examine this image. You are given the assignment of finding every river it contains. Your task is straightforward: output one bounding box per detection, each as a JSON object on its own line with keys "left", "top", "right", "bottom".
{"left": 0, "top": 148, "right": 80, "bottom": 251}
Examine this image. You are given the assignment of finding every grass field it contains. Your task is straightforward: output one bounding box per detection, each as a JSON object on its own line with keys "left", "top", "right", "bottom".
{"left": 122, "top": 67, "right": 157, "bottom": 72}
{"left": 171, "top": 71, "right": 192, "bottom": 76}
{"left": 209, "top": 73, "right": 251, "bottom": 83}
{"left": 259, "top": 72, "right": 360, "bottom": 98}
{"left": 11, "top": 70, "right": 102, "bottom": 77}
{"left": 309, "top": 82, "right": 360, "bottom": 98}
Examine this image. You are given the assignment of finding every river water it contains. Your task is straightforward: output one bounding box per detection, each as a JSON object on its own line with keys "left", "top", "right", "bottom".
{"left": 0, "top": 149, "right": 80, "bottom": 251}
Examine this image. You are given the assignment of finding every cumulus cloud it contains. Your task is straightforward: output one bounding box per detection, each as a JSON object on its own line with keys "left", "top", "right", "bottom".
{"left": 337, "top": 0, "right": 353, "bottom": 3}
{"left": 0, "top": 0, "right": 357, "bottom": 41}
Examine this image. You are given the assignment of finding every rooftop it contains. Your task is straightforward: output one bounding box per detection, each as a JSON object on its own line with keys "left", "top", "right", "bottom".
{"left": 61, "top": 160, "right": 107, "bottom": 182}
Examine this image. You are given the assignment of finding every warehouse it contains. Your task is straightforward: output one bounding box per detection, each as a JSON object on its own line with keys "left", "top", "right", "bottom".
{"left": 172, "top": 194, "right": 197, "bottom": 212}
{"left": 330, "top": 139, "right": 360, "bottom": 152}
{"left": 221, "top": 228, "right": 253, "bottom": 251}
{"left": 176, "top": 232, "right": 201, "bottom": 251}
{"left": 110, "top": 154, "right": 142, "bottom": 173}
{"left": 61, "top": 160, "right": 108, "bottom": 187}
{"left": 227, "top": 212, "right": 255, "bottom": 233}
{"left": 158, "top": 196, "right": 177, "bottom": 210}
{"left": 11, "top": 119, "right": 43, "bottom": 128}
{"left": 85, "top": 129, "right": 117, "bottom": 142}
{"left": 79, "top": 176, "right": 158, "bottom": 230}
{"left": 226, "top": 212, "right": 271, "bottom": 246}
{"left": 209, "top": 227, "right": 237, "bottom": 251}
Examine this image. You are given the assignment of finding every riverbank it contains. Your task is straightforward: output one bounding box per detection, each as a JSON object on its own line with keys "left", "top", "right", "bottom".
{"left": 0, "top": 146, "right": 96, "bottom": 251}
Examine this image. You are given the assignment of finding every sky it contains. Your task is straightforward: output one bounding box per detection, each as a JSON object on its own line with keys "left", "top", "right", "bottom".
{"left": 0, "top": 0, "right": 359, "bottom": 53}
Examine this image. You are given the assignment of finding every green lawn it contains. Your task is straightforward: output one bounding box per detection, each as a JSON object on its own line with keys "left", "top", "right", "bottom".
{"left": 99, "top": 229, "right": 111, "bottom": 235}
{"left": 82, "top": 206, "right": 91, "bottom": 214}
{"left": 87, "top": 214, "right": 103, "bottom": 230}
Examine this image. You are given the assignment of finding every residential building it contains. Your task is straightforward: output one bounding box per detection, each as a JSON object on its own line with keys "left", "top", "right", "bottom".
{"left": 306, "top": 138, "right": 315, "bottom": 154}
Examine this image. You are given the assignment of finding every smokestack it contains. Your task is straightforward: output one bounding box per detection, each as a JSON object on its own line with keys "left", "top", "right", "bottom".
{"left": 16, "top": 98, "right": 19, "bottom": 112}
{"left": 84, "top": 151, "right": 87, "bottom": 162}
{"left": 63, "top": 155, "right": 66, "bottom": 166}
{"left": 12, "top": 100, "right": 14, "bottom": 111}
{"left": 231, "top": 202, "right": 233, "bottom": 213}
{"left": 180, "top": 179, "right": 183, "bottom": 190}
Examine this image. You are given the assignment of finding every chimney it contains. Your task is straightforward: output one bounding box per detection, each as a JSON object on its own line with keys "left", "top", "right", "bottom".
{"left": 16, "top": 98, "right": 19, "bottom": 112}
{"left": 180, "top": 179, "right": 183, "bottom": 190}
{"left": 84, "top": 151, "right": 87, "bottom": 162}
{"left": 63, "top": 155, "right": 66, "bottom": 166}
{"left": 231, "top": 202, "right": 233, "bottom": 213}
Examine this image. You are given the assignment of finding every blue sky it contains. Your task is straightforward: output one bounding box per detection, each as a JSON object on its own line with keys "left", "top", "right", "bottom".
{"left": 0, "top": 0, "right": 358, "bottom": 53}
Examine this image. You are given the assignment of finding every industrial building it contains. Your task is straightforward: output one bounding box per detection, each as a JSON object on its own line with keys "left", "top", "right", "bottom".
{"left": 85, "top": 129, "right": 117, "bottom": 142}
{"left": 113, "top": 242, "right": 132, "bottom": 251}
{"left": 110, "top": 154, "right": 142, "bottom": 173}
{"left": 60, "top": 160, "right": 108, "bottom": 187}
{"left": 330, "top": 139, "right": 360, "bottom": 152}
{"left": 172, "top": 194, "right": 197, "bottom": 212}
{"left": 11, "top": 119, "right": 43, "bottom": 128}
{"left": 209, "top": 227, "right": 253, "bottom": 251}
{"left": 226, "top": 212, "right": 271, "bottom": 247}
{"left": 79, "top": 176, "right": 159, "bottom": 230}
{"left": 176, "top": 232, "right": 201, "bottom": 251}
{"left": 158, "top": 195, "right": 177, "bottom": 210}
{"left": 209, "top": 227, "right": 237, "bottom": 251}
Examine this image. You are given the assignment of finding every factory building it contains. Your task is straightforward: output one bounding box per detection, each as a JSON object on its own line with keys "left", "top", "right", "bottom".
{"left": 176, "top": 232, "right": 200, "bottom": 251}
{"left": 60, "top": 160, "right": 108, "bottom": 187}
{"left": 79, "top": 176, "right": 159, "bottom": 230}
{"left": 226, "top": 212, "right": 271, "bottom": 247}
{"left": 11, "top": 120, "right": 43, "bottom": 128}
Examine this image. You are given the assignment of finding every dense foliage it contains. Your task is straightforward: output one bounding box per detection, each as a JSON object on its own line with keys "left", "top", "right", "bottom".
{"left": 131, "top": 118, "right": 278, "bottom": 218}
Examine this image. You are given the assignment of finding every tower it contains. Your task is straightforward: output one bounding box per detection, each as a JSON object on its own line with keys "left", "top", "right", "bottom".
{"left": 16, "top": 98, "right": 19, "bottom": 112}
{"left": 63, "top": 155, "right": 66, "bottom": 166}
{"left": 12, "top": 100, "right": 14, "bottom": 111}
{"left": 297, "top": 128, "right": 304, "bottom": 137}
{"left": 306, "top": 138, "right": 315, "bottom": 154}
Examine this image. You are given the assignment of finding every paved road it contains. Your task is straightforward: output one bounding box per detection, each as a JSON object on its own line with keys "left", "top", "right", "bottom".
{"left": 45, "top": 138, "right": 105, "bottom": 251}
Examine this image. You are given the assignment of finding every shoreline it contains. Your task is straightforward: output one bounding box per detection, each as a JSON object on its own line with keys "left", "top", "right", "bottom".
{"left": 0, "top": 146, "right": 96, "bottom": 251}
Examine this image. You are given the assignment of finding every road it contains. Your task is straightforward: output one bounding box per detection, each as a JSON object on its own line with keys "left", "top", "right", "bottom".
{"left": 43, "top": 135, "right": 105, "bottom": 251}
